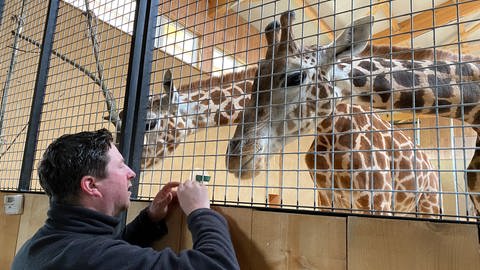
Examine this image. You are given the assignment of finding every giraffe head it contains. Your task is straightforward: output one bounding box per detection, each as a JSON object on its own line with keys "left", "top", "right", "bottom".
{"left": 226, "top": 11, "right": 373, "bottom": 178}
{"left": 142, "top": 70, "right": 188, "bottom": 165}
{"left": 116, "top": 69, "right": 187, "bottom": 167}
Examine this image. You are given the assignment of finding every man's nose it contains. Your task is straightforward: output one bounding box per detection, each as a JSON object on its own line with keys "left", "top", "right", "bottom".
{"left": 127, "top": 167, "right": 136, "bottom": 180}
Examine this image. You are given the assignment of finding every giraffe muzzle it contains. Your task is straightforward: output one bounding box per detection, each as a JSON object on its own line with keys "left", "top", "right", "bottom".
{"left": 226, "top": 138, "right": 266, "bottom": 179}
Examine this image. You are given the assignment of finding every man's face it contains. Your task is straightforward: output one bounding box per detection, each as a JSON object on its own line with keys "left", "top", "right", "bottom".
{"left": 95, "top": 143, "right": 136, "bottom": 216}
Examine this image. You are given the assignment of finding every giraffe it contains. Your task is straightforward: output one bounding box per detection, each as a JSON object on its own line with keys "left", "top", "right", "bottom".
{"left": 227, "top": 16, "right": 440, "bottom": 216}
{"left": 225, "top": 10, "right": 480, "bottom": 216}
{"left": 124, "top": 18, "right": 468, "bottom": 216}
{"left": 138, "top": 66, "right": 257, "bottom": 167}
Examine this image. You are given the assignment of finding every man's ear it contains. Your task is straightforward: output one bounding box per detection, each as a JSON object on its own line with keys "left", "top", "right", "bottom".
{"left": 80, "top": 175, "right": 102, "bottom": 197}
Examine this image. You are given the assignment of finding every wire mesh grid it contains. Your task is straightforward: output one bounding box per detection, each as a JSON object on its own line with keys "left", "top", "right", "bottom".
{"left": 28, "top": 0, "right": 136, "bottom": 190}
{"left": 0, "top": 0, "right": 478, "bottom": 223}
{"left": 2, "top": 1, "right": 135, "bottom": 191}
{"left": 140, "top": 0, "right": 480, "bottom": 222}
{"left": 0, "top": 1, "right": 50, "bottom": 191}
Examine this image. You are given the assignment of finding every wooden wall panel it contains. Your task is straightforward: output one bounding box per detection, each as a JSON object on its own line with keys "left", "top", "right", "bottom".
{"left": 3, "top": 194, "right": 479, "bottom": 269}
{"left": 348, "top": 216, "right": 480, "bottom": 270}
{"left": 212, "top": 206, "right": 254, "bottom": 270}
{"left": 127, "top": 201, "right": 184, "bottom": 253}
{"left": 250, "top": 210, "right": 347, "bottom": 270}
{"left": 15, "top": 193, "right": 49, "bottom": 253}
{"left": 0, "top": 192, "right": 21, "bottom": 269}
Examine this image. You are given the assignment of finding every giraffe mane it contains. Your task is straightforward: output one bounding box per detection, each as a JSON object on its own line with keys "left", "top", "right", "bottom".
{"left": 176, "top": 65, "right": 258, "bottom": 93}
{"left": 171, "top": 44, "right": 477, "bottom": 96}
{"left": 362, "top": 44, "right": 480, "bottom": 61}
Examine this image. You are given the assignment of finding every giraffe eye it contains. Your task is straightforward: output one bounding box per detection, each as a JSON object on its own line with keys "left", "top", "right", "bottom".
{"left": 145, "top": 120, "right": 157, "bottom": 131}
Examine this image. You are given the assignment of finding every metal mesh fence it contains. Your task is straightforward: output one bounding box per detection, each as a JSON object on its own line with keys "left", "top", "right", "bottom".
{"left": 140, "top": 0, "right": 480, "bottom": 222}
{"left": 0, "top": 0, "right": 478, "bottom": 222}
{"left": 30, "top": 0, "right": 135, "bottom": 190}
{"left": 0, "top": 0, "right": 49, "bottom": 191}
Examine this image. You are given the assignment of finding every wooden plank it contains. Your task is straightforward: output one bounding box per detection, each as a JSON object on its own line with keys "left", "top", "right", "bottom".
{"left": 373, "top": 0, "right": 480, "bottom": 45}
{"left": 127, "top": 201, "right": 184, "bottom": 252}
{"left": 207, "top": 0, "right": 234, "bottom": 18}
{"left": 0, "top": 192, "right": 22, "bottom": 269}
{"left": 251, "top": 210, "right": 347, "bottom": 270}
{"left": 212, "top": 206, "right": 254, "bottom": 270}
{"left": 15, "top": 193, "right": 49, "bottom": 252}
{"left": 373, "top": 0, "right": 400, "bottom": 32}
{"left": 348, "top": 216, "right": 480, "bottom": 270}
{"left": 294, "top": 0, "right": 334, "bottom": 41}
{"left": 178, "top": 206, "right": 254, "bottom": 270}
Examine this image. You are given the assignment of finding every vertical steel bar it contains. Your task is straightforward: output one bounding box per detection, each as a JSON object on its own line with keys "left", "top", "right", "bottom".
{"left": 0, "top": 0, "right": 4, "bottom": 26}
{"left": 18, "top": 0, "right": 59, "bottom": 191}
{"left": 115, "top": 0, "right": 157, "bottom": 234}
{"left": 120, "top": 0, "right": 158, "bottom": 198}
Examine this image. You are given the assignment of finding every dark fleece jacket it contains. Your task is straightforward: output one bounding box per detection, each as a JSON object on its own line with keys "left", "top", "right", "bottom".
{"left": 12, "top": 202, "right": 239, "bottom": 270}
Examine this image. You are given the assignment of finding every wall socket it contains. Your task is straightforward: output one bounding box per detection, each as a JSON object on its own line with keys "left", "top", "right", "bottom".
{"left": 4, "top": 194, "right": 24, "bottom": 215}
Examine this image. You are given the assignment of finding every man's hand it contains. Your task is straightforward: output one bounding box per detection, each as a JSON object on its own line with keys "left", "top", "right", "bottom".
{"left": 147, "top": 181, "right": 180, "bottom": 222}
{"left": 177, "top": 180, "right": 210, "bottom": 216}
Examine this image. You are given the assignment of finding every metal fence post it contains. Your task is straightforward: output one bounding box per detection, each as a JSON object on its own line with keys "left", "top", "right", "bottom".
{"left": 18, "top": 0, "right": 59, "bottom": 191}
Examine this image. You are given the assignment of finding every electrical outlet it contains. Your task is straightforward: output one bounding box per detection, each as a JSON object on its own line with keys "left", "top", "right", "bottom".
{"left": 4, "top": 194, "right": 24, "bottom": 215}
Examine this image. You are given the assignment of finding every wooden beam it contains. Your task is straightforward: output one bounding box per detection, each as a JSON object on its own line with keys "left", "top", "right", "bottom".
{"left": 465, "top": 21, "right": 480, "bottom": 33}
{"left": 207, "top": 0, "right": 236, "bottom": 18}
{"left": 445, "top": 21, "right": 480, "bottom": 52}
{"left": 372, "top": 0, "right": 400, "bottom": 32}
{"left": 295, "top": 0, "right": 334, "bottom": 41}
{"left": 373, "top": 0, "right": 480, "bottom": 45}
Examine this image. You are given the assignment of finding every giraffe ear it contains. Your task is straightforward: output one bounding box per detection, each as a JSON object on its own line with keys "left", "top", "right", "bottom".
{"left": 264, "top": 20, "right": 280, "bottom": 59}
{"left": 326, "top": 16, "right": 374, "bottom": 62}
{"left": 163, "top": 69, "right": 174, "bottom": 96}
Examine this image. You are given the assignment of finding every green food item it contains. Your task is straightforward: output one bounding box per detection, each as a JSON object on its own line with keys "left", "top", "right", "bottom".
{"left": 195, "top": 175, "right": 211, "bottom": 182}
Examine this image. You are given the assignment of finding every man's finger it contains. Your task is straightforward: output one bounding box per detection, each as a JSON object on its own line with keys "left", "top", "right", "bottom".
{"left": 155, "top": 182, "right": 180, "bottom": 201}
{"left": 162, "top": 181, "right": 180, "bottom": 191}
{"left": 164, "top": 193, "right": 172, "bottom": 205}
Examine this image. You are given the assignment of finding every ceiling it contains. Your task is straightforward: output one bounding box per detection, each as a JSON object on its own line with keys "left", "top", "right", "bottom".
{"left": 214, "top": 0, "right": 480, "bottom": 55}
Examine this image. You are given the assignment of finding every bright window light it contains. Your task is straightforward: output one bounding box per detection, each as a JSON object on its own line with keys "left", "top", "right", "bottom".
{"left": 155, "top": 16, "right": 199, "bottom": 67}
{"left": 212, "top": 47, "right": 245, "bottom": 76}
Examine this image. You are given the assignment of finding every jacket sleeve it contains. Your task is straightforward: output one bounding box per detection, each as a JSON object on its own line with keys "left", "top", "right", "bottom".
{"left": 121, "top": 207, "right": 168, "bottom": 247}
{"left": 176, "top": 208, "right": 240, "bottom": 270}
{"left": 56, "top": 208, "right": 240, "bottom": 270}
{"left": 129, "top": 208, "right": 240, "bottom": 270}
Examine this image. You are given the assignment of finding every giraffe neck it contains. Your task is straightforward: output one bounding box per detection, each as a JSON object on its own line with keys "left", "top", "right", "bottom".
{"left": 332, "top": 57, "right": 480, "bottom": 124}
{"left": 167, "top": 67, "right": 256, "bottom": 138}
{"left": 174, "top": 80, "right": 253, "bottom": 130}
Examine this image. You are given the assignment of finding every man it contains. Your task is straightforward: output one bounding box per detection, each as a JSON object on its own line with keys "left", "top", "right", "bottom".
{"left": 12, "top": 128, "right": 240, "bottom": 269}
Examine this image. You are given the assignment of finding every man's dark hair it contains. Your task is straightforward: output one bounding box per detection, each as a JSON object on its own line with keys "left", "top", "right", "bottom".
{"left": 38, "top": 128, "right": 114, "bottom": 204}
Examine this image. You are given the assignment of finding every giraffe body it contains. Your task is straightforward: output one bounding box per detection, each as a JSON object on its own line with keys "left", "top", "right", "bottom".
{"left": 306, "top": 103, "right": 440, "bottom": 216}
